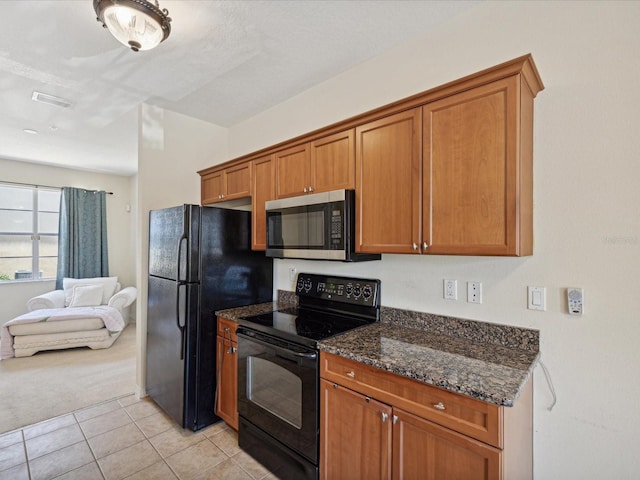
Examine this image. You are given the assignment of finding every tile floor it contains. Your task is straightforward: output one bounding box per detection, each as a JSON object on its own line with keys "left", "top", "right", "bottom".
{"left": 0, "top": 394, "right": 277, "bottom": 480}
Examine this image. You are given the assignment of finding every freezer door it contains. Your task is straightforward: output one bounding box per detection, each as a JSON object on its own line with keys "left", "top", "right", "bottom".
{"left": 146, "top": 275, "right": 195, "bottom": 427}
{"left": 200, "top": 208, "right": 273, "bottom": 313}
{"left": 149, "top": 205, "right": 201, "bottom": 282}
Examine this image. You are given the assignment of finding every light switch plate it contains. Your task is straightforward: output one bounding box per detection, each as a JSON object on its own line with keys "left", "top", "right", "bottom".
{"left": 528, "top": 286, "right": 546, "bottom": 311}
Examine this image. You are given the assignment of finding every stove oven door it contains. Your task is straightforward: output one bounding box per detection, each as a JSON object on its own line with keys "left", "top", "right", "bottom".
{"left": 237, "top": 327, "right": 318, "bottom": 464}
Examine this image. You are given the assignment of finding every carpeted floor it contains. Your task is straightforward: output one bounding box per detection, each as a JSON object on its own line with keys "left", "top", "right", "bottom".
{"left": 0, "top": 323, "right": 136, "bottom": 434}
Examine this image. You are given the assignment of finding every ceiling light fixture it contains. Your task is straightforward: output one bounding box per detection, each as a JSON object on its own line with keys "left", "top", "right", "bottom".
{"left": 93, "top": 0, "right": 172, "bottom": 52}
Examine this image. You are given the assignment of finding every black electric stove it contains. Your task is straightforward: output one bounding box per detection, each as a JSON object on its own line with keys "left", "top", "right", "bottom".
{"left": 237, "top": 273, "right": 381, "bottom": 480}
{"left": 239, "top": 273, "right": 381, "bottom": 348}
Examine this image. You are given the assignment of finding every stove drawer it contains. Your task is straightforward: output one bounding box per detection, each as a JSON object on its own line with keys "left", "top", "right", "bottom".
{"left": 320, "top": 351, "right": 501, "bottom": 448}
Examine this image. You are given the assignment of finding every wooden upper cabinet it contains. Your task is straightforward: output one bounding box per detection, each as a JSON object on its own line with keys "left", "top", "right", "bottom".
{"left": 199, "top": 56, "right": 542, "bottom": 255}
{"left": 251, "top": 155, "right": 275, "bottom": 251}
{"left": 201, "top": 161, "right": 252, "bottom": 205}
{"left": 275, "top": 129, "right": 355, "bottom": 199}
{"left": 356, "top": 109, "right": 422, "bottom": 254}
{"left": 201, "top": 170, "right": 224, "bottom": 205}
{"left": 423, "top": 75, "right": 532, "bottom": 256}
{"left": 311, "top": 129, "right": 355, "bottom": 193}
{"left": 275, "top": 143, "right": 311, "bottom": 198}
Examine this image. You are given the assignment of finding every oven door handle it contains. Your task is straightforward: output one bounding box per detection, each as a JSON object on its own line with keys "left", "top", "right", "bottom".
{"left": 237, "top": 328, "right": 318, "bottom": 360}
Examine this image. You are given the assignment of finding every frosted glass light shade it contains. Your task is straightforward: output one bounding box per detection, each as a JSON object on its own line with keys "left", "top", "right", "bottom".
{"left": 94, "top": 0, "right": 171, "bottom": 52}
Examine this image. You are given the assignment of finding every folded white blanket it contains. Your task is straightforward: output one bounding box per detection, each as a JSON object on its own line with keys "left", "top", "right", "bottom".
{"left": 1, "top": 306, "right": 124, "bottom": 360}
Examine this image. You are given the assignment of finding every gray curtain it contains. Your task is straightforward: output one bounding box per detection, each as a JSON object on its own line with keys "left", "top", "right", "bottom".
{"left": 56, "top": 187, "right": 109, "bottom": 289}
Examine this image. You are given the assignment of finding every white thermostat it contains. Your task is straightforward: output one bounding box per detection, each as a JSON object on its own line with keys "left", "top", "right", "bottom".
{"left": 567, "top": 287, "right": 584, "bottom": 315}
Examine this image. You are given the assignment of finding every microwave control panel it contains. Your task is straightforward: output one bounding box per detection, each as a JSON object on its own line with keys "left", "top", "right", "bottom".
{"left": 295, "top": 273, "right": 380, "bottom": 307}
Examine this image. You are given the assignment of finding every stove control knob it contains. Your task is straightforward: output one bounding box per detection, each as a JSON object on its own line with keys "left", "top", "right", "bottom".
{"left": 303, "top": 278, "right": 313, "bottom": 292}
{"left": 353, "top": 284, "right": 361, "bottom": 299}
{"left": 362, "top": 285, "right": 373, "bottom": 300}
{"left": 296, "top": 277, "right": 304, "bottom": 292}
{"left": 345, "top": 283, "right": 353, "bottom": 297}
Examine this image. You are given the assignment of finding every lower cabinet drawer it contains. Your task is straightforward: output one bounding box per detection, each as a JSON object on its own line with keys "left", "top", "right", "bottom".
{"left": 320, "top": 351, "right": 501, "bottom": 448}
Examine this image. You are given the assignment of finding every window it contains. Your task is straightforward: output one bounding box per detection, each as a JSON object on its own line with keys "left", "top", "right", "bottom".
{"left": 0, "top": 183, "right": 61, "bottom": 281}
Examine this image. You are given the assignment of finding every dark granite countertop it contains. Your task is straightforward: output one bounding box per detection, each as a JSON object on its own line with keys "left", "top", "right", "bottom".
{"left": 215, "top": 301, "right": 281, "bottom": 321}
{"left": 318, "top": 321, "right": 538, "bottom": 407}
{"left": 216, "top": 293, "right": 539, "bottom": 407}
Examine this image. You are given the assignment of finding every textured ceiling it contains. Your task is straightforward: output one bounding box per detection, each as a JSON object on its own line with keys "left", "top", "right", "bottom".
{"left": 0, "top": 1, "right": 477, "bottom": 176}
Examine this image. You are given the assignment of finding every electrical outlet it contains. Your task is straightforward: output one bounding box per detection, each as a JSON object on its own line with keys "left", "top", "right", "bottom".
{"left": 444, "top": 279, "right": 457, "bottom": 300}
{"left": 467, "top": 281, "right": 482, "bottom": 304}
{"left": 289, "top": 267, "right": 297, "bottom": 282}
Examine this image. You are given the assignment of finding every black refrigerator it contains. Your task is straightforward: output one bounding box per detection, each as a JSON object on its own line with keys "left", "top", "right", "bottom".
{"left": 146, "top": 205, "right": 273, "bottom": 431}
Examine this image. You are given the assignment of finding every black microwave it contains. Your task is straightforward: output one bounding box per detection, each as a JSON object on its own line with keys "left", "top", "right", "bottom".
{"left": 265, "top": 189, "right": 381, "bottom": 262}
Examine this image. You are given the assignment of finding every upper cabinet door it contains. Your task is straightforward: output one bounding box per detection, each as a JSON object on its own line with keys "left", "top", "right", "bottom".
{"left": 275, "top": 143, "right": 311, "bottom": 198}
{"left": 356, "top": 108, "right": 422, "bottom": 254}
{"left": 423, "top": 76, "right": 527, "bottom": 256}
{"left": 224, "top": 162, "right": 252, "bottom": 200}
{"left": 310, "top": 129, "right": 355, "bottom": 193}
{"left": 200, "top": 161, "right": 251, "bottom": 204}
{"left": 251, "top": 155, "right": 275, "bottom": 251}
{"left": 201, "top": 170, "right": 224, "bottom": 205}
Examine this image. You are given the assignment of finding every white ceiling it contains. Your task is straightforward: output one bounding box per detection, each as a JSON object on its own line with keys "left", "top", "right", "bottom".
{"left": 0, "top": 0, "right": 477, "bottom": 176}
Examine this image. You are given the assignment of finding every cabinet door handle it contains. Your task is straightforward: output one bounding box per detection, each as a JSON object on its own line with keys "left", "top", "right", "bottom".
{"left": 412, "top": 243, "right": 418, "bottom": 251}
{"left": 393, "top": 415, "right": 398, "bottom": 425}
{"left": 433, "top": 402, "right": 446, "bottom": 411}
{"left": 227, "top": 346, "right": 237, "bottom": 354}
{"left": 381, "top": 412, "right": 389, "bottom": 422}
{"left": 422, "top": 242, "right": 428, "bottom": 250}
{"left": 303, "top": 187, "right": 308, "bottom": 193}
{"left": 308, "top": 186, "right": 314, "bottom": 192}
{"left": 346, "top": 371, "right": 355, "bottom": 378}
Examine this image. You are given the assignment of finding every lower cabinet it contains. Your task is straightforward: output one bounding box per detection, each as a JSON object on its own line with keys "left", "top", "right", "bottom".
{"left": 320, "top": 352, "right": 532, "bottom": 480}
{"left": 216, "top": 317, "right": 238, "bottom": 430}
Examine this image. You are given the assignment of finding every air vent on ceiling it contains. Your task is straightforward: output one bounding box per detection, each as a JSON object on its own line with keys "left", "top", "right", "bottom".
{"left": 31, "top": 91, "right": 72, "bottom": 108}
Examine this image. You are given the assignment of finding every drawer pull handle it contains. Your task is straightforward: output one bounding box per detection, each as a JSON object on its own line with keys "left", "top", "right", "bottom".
{"left": 346, "top": 371, "right": 355, "bottom": 378}
{"left": 433, "top": 402, "right": 446, "bottom": 411}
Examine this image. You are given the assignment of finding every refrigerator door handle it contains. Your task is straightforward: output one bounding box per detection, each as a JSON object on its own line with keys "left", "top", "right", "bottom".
{"left": 176, "top": 231, "right": 188, "bottom": 360}
{"left": 177, "top": 281, "right": 187, "bottom": 360}
{"left": 177, "top": 233, "right": 188, "bottom": 282}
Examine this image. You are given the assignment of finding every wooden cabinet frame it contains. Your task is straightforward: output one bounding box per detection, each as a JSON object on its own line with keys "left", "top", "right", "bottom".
{"left": 215, "top": 317, "right": 239, "bottom": 430}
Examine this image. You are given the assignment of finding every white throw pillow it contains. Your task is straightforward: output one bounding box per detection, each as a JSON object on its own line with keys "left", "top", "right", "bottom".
{"left": 68, "top": 284, "right": 104, "bottom": 308}
{"left": 63, "top": 276, "right": 118, "bottom": 306}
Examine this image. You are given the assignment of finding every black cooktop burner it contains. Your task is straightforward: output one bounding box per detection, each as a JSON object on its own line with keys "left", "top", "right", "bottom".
{"left": 239, "top": 273, "right": 381, "bottom": 348}
{"left": 240, "top": 307, "right": 371, "bottom": 347}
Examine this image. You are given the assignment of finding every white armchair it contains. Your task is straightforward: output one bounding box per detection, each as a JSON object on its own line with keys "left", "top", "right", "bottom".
{"left": 4, "top": 278, "right": 137, "bottom": 357}
{"left": 27, "top": 284, "right": 137, "bottom": 315}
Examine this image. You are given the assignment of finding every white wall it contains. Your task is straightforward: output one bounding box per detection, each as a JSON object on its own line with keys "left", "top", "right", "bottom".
{"left": 225, "top": 2, "right": 640, "bottom": 479}
{"left": 135, "top": 104, "right": 229, "bottom": 393}
{"left": 0, "top": 158, "right": 135, "bottom": 327}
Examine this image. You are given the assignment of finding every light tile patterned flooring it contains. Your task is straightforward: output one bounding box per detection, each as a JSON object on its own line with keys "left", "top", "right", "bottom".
{"left": 0, "top": 394, "right": 277, "bottom": 480}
